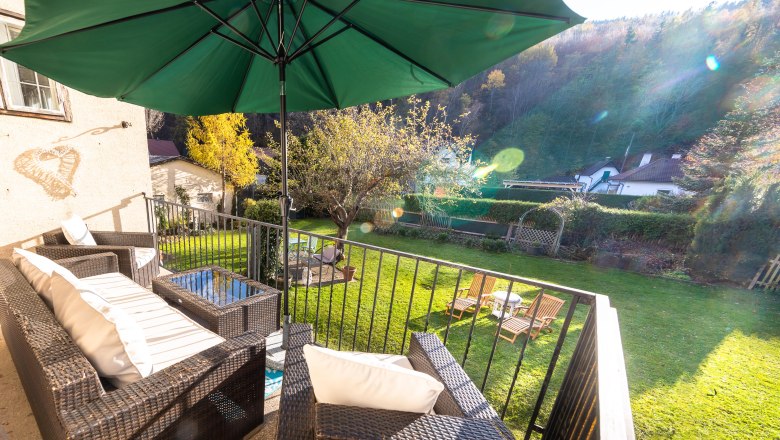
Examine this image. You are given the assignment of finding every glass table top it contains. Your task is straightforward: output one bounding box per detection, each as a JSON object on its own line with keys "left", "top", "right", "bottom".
{"left": 168, "top": 269, "right": 267, "bottom": 307}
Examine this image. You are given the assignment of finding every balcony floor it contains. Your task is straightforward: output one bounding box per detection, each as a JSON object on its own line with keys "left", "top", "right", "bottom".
{"left": 0, "top": 329, "right": 280, "bottom": 439}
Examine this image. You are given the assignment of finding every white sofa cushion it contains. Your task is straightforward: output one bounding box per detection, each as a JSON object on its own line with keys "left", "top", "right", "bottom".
{"left": 79, "top": 272, "right": 224, "bottom": 371}
{"left": 51, "top": 271, "right": 153, "bottom": 388}
{"left": 303, "top": 344, "right": 444, "bottom": 414}
{"left": 11, "top": 248, "right": 78, "bottom": 308}
{"left": 134, "top": 247, "right": 157, "bottom": 268}
{"left": 61, "top": 215, "right": 97, "bottom": 246}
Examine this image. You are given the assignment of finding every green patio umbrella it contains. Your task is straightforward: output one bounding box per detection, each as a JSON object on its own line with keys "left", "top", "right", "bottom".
{"left": 0, "top": 0, "right": 584, "bottom": 346}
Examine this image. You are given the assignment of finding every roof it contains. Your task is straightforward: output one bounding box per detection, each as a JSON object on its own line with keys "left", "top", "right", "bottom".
{"left": 610, "top": 158, "right": 683, "bottom": 182}
{"left": 149, "top": 155, "right": 198, "bottom": 167}
{"left": 147, "top": 139, "right": 179, "bottom": 157}
{"left": 579, "top": 159, "right": 618, "bottom": 177}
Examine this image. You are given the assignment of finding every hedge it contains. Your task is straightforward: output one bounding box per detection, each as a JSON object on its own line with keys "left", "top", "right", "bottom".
{"left": 476, "top": 187, "right": 641, "bottom": 208}
{"left": 402, "top": 194, "right": 695, "bottom": 249}
{"left": 403, "top": 195, "right": 539, "bottom": 224}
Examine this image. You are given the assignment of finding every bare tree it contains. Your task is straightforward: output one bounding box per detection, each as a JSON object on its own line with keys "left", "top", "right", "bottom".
{"left": 145, "top": 108, "right": 165, "bottom": 138}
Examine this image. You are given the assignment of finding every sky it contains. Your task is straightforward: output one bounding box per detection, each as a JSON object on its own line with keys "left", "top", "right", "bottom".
{"left": 564, "top": 0, "right": 734, "bottom": 20}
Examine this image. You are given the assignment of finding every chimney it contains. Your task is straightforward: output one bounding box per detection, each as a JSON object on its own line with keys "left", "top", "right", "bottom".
{"left": 671, "top": 153, "right": 682, "bottom": 159}
{"left": 639, "top": 153, "right": 652, "bottom": 167}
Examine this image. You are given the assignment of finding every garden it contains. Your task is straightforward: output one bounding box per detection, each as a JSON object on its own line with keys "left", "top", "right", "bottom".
{"left": 160, "top": 217, "right": 780, "bottom": 439}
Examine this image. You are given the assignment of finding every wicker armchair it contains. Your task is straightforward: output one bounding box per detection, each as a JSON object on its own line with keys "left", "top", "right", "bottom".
{"left": 0, "top": 253, "right": 266, "bottom": 440}
{"left": 38, "top": 230, "right": 159, "bottom": 287}
{"left": 277, "top": 324, "right": 514, "bottom": 439}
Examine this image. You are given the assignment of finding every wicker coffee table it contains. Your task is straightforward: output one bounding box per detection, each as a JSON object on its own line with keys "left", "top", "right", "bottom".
{"left": 152, "top": 265, "right": 281, "bottom": 338}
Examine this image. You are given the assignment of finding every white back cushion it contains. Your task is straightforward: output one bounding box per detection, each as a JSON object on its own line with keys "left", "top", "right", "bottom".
{"left": 61, "top": 215, "right": 97, "bottom": 246}
{"left": 303, "top": 344, "right": 444, "bottom": 414}
{"left": 11, "top": 248, "right": 78, "bottom": 308}
{"left": 51, "top": 271, "right": 152, "bottom": 387}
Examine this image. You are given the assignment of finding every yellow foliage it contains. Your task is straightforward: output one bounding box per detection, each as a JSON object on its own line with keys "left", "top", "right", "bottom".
{"left": 185, "top": 113, "right": 258, "bottom": 189}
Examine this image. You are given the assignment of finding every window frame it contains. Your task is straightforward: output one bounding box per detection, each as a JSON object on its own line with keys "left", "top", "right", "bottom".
{"left": 0, "top": 11, "right": 71, "bottom": 121}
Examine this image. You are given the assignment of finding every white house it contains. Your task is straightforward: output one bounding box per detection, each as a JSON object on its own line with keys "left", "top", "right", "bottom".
{"left": 607, "top": 154, "right": 686, "bottom": 196}
{"left": 575, "top": 158, "right": 620, "bottom": 193}
{"left": 149, "top": 151, "right": 234, "bottom": 213}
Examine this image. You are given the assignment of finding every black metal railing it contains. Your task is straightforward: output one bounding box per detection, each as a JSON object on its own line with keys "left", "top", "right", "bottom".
{"left": 145, "top": 198, "right": 634, "bottom": 439}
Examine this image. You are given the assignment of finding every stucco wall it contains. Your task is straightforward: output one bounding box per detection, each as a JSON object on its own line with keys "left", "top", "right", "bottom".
{"left": 150, "top": 160, "right": 233, "bottom": 213}
{"left": 616, "top": 181, "right": 684, "bottom": 196}
{"left": 0, "top": 0, "right": 151, "bottom": 256}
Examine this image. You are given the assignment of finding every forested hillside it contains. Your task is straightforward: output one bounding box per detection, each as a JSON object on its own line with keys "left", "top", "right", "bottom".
{"left": 413, "top": 0, "right": 780, "bottom": 182}
{"left": 152, "top": 1, "right": 780, "bottom": 182}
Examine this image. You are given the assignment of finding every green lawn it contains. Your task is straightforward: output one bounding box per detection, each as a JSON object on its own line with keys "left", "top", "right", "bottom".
{"left": 161, "top": 219, "right": 780, "bottom": 439}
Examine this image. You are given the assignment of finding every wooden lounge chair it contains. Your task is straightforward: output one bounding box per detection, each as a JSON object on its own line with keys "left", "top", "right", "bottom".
{"left": 497, "top": 292, "right": 565, "bottom": 343}
{"left": 445, "top": 273, "right": 497, "bottom": 319}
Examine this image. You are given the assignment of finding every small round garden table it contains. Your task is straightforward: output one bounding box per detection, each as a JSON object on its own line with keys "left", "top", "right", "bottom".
{"left": 491, "top": 291, "right": 522, "bottom": 319}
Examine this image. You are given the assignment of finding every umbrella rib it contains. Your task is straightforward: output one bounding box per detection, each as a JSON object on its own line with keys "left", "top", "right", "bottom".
{"left": 400, "top": 0, "right": 572, "bottom": 23}
{"left": 306, "top": 0, "right": 453, "bottom": 87}
{"left": 285, "top": 0, "right": 309, "bottom": 55}
{"left": 212, "top": 30, "right": 274, "bottom": 61}
{"left": 193, "top": 0, "right": 273, "bottom": 58}
{"left": 286, "top": 0, "right": 341, "bottom": 109}
{"left": 288, "top": 25, "right": 350, "bottom": 63}
{"left": 0, "top": 0, "right": 219, "bottom": 53}
{"left": 119, "top": 1, "right": 257, "bottom": 100}
{"left": 250, "top": 0, "right": 277, "bottom": 53}
{"left": 287, "top": 0, "right": 360, "bottom": 61}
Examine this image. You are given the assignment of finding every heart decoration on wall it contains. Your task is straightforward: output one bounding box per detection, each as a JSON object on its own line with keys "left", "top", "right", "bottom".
{"left": 14, "top": 145, "right": 80, "bottom": 199}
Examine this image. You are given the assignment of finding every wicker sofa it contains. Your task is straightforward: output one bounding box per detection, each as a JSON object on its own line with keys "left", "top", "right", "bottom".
{"left": 38, "top": 230, "right": 160, "bottom": 287}
{"left": 277, "top": 324, "right": 514, "bottom": 439}
{"left": 0, "top": 253, "right": 265, "bottom": 440}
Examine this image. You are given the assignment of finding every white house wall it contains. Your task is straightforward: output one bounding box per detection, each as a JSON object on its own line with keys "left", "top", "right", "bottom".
{"left": 616, "top": 181, "right": 685, "bottom": 196}
{"left": 150, "top": 160, "right": 233, "bottom": 213}
{"left": 577, "top": 166, "right": 619, "bottom": 193}
{"left": 0, "top": 0, "right": 150, "bottom": 256}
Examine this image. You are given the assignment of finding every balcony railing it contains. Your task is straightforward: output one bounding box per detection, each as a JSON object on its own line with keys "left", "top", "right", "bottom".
{"left": 145, "top": 197, "right": 634, "bottom": 439}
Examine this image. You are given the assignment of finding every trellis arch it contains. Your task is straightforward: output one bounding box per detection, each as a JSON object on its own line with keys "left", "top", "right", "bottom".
{"left": 513, "top": 207, "right": 564, "bottom": 256}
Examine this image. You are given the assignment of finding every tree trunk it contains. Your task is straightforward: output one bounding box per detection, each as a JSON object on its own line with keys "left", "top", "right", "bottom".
{"left": 220, "top": 166, "right": 227, "bottom": 214}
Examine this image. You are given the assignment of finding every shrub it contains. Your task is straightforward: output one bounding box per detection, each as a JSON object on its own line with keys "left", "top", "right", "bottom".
{"left": 243, "top": 199, "right": 282, "bottom": 281}
{"left": 476, "top": 187, "right": 641, "bottom": 208}
{"left": 480, "top": 238, "right": 509, "bottom": 253}
{"left": 435, "top": 231, "right": 450, "bottom": 242}
{"left": 630, "top": 194, "right": 699, "bottom": 214}
{"left": 403, "top": 194, "right": 538, "bottom": 224}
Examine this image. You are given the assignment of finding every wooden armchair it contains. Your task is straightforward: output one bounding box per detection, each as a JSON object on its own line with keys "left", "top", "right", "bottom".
{"left": 37, "top": 230, "right": 159, "bottom": 287}
{"left": 497, "top": 292, "right": 565, "bottom": 343}
{"left": 445, "top": 273, "right": 497, "bottom": 319}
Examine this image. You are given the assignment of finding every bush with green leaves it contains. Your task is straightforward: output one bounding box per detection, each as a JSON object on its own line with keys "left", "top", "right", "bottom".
{"left": 630, "top": 194, "right": 698, "bottom": 214}
{"left": 477, "top": 187, "right": 641, "bottom": 208}
{"left": 244, "top": 199, "right": 282, "bottom": 281}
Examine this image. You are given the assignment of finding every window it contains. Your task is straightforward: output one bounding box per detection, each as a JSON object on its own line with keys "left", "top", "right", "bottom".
{"left": 197, "top": 193, "right": 213, "bottom": 203}
{"left": 656, "top": 189, "right": 671, "bottom": 195}
{"left": 0, "top": 22, "right": 64, "bottom": 115}
{"left": 153, "top": 194, "right": 165, "bottom": 201}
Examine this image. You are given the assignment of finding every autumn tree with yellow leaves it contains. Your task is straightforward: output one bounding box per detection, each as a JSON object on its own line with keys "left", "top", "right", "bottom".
{"left": 185, "top": 113, "right": 258, "bottom": 213}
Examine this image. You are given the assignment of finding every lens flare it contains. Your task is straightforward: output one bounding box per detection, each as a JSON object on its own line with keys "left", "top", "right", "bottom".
{"left": 492, "top": 148, "right": 525, "bottom": 173}
{"left": 484, "top": 13, "right": 514, "bottom": 40}
{"left": 473, "top": 163, "right": 498, "bottom": 179}
{"left": 392, "top": 207, "right": 404, "bottom": 218}
{"left": 706, "top": 55, "right": 720, "bottom": 71}
{"left": 360, "top": 222, "right": 375, "bottom": 233}
{"left": 592, "top": 110, "right": 608, "bottom": 124}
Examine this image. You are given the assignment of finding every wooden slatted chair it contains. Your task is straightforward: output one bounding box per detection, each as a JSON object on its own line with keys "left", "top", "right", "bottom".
{"left": 497, "top": 292, "right": 565, "bottom": 343}
{"left": 445, "top": 273, "right": 497, "bottom": 319}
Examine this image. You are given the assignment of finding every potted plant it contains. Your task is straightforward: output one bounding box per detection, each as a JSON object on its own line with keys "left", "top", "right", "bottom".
{"left": 341, "top": 265, "right": 357, "bottom": 281}
{"left": 529, "top": 241, "right": 545, "bottom": 256}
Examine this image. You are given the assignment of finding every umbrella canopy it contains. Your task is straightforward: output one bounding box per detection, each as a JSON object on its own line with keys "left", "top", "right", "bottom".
{"left": 0, "top": 0, "right": 584, "bottom": 115}
{"left": 1, "top": 0, "right": 583, "bottom": 346}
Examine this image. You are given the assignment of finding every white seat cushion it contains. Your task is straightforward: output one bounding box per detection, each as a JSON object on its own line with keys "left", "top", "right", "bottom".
{"left": 80, "top": 272, "right": 225, "bottom": 372}
{"left": 11, "top": 248, "right": 78, "bottom": 308}
{"left": 134, "top": 247, "right": 157, "bottom": 268}
{"left": 61, "top": 215, "right": 97, "bottom": 246}
{"left": 303, "top": 344, "right": 444, "bottom": 414}
{"left": 51, "top": 271, "right": 153, "bottom": 388}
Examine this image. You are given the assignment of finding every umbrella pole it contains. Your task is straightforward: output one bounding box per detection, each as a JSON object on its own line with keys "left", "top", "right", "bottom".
{"left": 279, "top": 63, "right": 291, "bottom": 349}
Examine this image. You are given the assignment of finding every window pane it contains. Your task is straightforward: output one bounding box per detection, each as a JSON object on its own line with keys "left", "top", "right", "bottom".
{"left": 39, "top": 86, "right": 58, "bottom": 110}
{"left": 20, "top": 83, "right": 41, "bottom": 109}
{"left": 17, "top": 65, "right": 37, "bottom": 84}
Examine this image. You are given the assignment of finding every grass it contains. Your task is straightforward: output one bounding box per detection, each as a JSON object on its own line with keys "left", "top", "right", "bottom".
{"left": 160, "top": 219, "right": 780, "bottom": 439}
